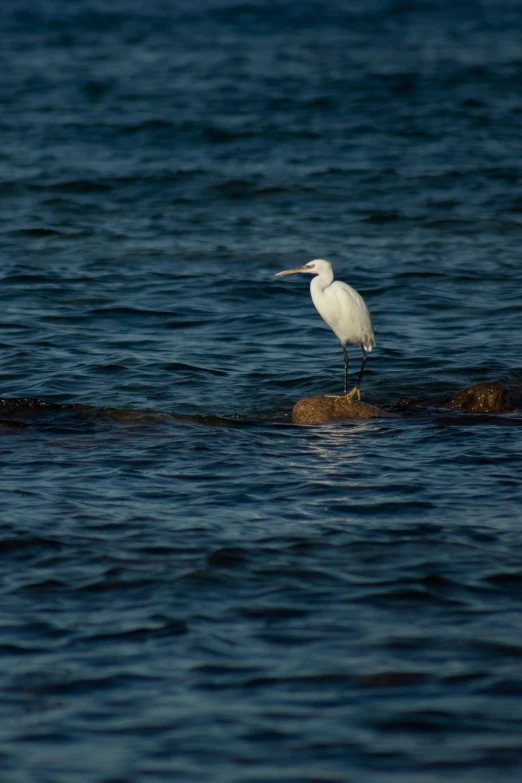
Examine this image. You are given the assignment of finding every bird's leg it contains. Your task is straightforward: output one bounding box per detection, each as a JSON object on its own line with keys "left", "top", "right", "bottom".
{"left": 343, "top": 344, "right": 348, "bottom": 396}
{"left": 345, "top": 348, "right": 368, "bottom": 401}
{"left": 344, "top": 344, "right": 360, "bottom": 400}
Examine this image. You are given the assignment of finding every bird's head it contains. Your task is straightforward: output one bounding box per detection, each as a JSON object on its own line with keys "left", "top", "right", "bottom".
{"left": 275, "top": 259, "right": 331, "bottom": 277}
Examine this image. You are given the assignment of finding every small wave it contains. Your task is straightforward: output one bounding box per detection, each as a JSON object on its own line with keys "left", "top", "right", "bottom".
{"left": 12, "top": 227, "right": 62, "bottom": 237}
{"left": 122, "top": 118, "right": 173, "bottom": 134}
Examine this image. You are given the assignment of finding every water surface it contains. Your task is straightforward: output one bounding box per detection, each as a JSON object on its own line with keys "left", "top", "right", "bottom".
{"left": 1, "top": 1, "right": 522, "bottom": 781}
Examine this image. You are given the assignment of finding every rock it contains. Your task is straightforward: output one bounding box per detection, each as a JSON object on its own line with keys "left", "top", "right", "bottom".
{"left": 388, "top": 395, "right": 425, "bottom": 412}
{"left": 0, "top": 398, "right": 64, "bottom": 415}
{"left": 291, "top": 395, "right": 394, "bottom": 424}
{"left": 447, "top": 381, "right": 512, "bottom": 413}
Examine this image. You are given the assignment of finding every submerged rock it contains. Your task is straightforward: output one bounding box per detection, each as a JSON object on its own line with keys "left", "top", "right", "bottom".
{"left": 387, "top": 395, "right": 426, "bottom": 412}
{"left": 388, "top": 380, "right": 515, "bottom": 415}
{"left": 0, "top": 379, "right": 517, "bottom": 431}
{"left": 291, "top": 395, "right": 393, "bottom": 424}
{"left": 447, "top": 381, "right": 512, "bottom": 413}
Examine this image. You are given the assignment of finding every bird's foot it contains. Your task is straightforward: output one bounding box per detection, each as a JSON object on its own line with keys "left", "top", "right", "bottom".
{"left": 325, "top": 387, "right": 361, "bottom": 402}
{"left": 344, "top": 385, "right": 361, "bottom": 402}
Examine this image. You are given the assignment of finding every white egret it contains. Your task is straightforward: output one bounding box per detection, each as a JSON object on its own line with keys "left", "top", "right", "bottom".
{"left": 275, "top": 259, "right": 375, "bottom": 399}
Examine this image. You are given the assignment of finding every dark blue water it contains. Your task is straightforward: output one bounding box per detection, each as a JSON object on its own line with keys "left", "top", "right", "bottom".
{"left": 2, "top": 1, "right": 522, "bottom": 780}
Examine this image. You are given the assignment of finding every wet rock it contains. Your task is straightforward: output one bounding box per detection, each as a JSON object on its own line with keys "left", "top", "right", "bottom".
{"left": 100, "top": 407, "right": 172, "bottom": 424}
{"left": 447, "top": 381, "right": 512, "bottom": 414}
{"left": 0, "top": 398, "right": 65, "bottom": 415}
{"left": 291, "top": 395, "right": 394, "bottom": 424}
{"left": 387, "top": 395, "right": 426, "bottom": 412}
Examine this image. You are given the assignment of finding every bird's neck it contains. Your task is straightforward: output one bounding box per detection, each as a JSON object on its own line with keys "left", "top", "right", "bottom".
{"left": 310, "top": 271, "right": 333, "bottom": 294}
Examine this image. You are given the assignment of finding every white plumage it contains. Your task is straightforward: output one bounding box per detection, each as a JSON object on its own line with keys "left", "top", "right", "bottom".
{"left": 275, "top": 259, "right": 375, "bottom": 398}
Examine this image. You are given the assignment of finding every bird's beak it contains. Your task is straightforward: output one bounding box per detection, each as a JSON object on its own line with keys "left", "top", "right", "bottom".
{"left": 275, "top": 265, "right": 311, "bottom": 277}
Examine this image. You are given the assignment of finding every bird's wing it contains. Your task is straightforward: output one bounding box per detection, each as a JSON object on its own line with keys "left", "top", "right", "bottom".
{"left": 330, "top": 281, "right": 375, "bottom": 350}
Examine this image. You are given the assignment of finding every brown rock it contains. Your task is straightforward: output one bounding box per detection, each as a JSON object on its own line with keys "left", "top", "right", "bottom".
{"left": 447, "top": 381, "right": 512, "bottom": 413}
{"left": 291, "top": 395, "right": 394, "bottom": 424}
